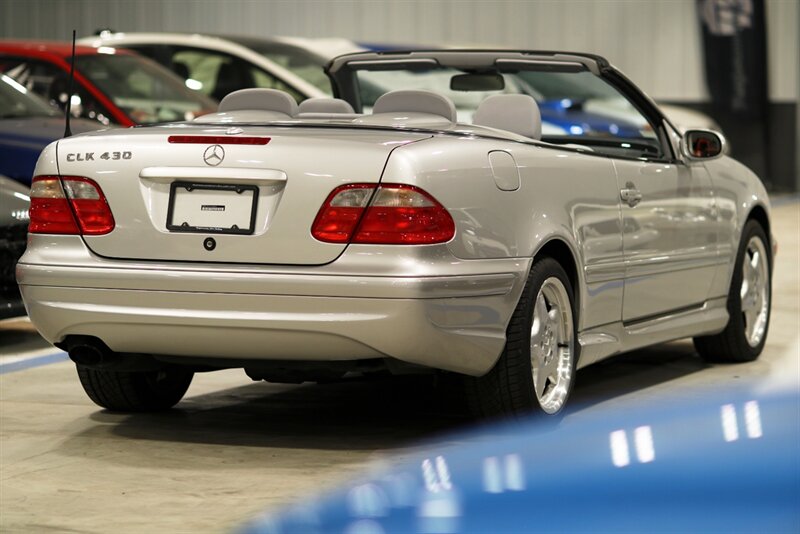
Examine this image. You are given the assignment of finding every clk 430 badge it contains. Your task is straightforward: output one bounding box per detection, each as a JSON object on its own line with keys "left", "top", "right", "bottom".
{"left": 66, "top": 151, "right": 132, "bottom": 162}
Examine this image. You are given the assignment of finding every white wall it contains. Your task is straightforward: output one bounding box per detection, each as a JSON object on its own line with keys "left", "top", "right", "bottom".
{"left": 0, "top": 0, "right": 797, "bottom": 102}
{"left": 767, "top": 0, "right": 799, "bottom": 101}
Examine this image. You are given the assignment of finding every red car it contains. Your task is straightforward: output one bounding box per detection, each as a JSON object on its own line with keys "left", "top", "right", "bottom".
{"left": 0, "top": 41, "right": 216, "bottom": 127}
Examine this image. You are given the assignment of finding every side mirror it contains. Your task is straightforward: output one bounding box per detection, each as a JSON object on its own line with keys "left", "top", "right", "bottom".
{"left": 681, "top": 129, "right": 726, "bottom": 161}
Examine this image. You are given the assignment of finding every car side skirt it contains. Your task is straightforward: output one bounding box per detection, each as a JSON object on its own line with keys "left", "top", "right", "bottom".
{"left": 578, "top": 297, "right": 729, "bottom": 368}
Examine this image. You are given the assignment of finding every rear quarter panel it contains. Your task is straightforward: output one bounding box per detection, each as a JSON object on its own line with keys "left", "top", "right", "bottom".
{"left": 383, "top": 137, "right": 624, "bottom": 330}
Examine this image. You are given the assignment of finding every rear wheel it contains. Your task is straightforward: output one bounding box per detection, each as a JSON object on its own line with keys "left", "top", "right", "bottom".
{"left": 694, "top": 220, "right": 771, "bottom": 362}
{"left": 76, "top": 365, "right": 194, "bottom": 412}
{"left": 467, "top": 257, "right": 578, "bottom": 418}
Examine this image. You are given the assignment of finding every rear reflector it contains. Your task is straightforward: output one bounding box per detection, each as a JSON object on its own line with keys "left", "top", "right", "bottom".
{"left": 29, "top": 176, "right": 115, "bottom": 235}
{"left": 311, "top": 183, "right": 455, "bottom": 245}
{"left": 168, "top": 135, "right": 271, "bottom": 145}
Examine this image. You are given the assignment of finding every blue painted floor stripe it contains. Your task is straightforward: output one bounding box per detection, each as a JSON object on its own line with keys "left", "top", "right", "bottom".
{"left": 0, "top": 352, "right": 69, "bottom": 374}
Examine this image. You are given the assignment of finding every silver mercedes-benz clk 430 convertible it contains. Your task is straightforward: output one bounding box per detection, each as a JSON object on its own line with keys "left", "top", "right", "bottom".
{"left": 17, "top": 51, "right": 773, "bottom": 417}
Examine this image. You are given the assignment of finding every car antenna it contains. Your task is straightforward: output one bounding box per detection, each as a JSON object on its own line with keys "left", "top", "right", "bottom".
{"left": 63, "top": 29, "right": 76, "bottom": 138}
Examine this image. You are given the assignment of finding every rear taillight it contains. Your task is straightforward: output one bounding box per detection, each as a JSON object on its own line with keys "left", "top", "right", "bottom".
{"left": 310, "top": 184, "right": 374, "bottom": 243}
{"left": 29, "top": 176, "right": 115, "bottom": 235}
{"left": 311, "top": 183, "right": 455, "bottom": 245}
{"left": 29, "top": 176, "right": 79, "bottom": 234}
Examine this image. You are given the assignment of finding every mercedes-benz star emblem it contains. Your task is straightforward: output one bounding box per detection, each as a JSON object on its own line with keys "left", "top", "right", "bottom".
{"left": 203, "top": 144, "right": 225, "bottom": 166}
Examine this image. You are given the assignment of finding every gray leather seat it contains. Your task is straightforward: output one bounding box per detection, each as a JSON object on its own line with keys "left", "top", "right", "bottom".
{"left": 297, "top": 97, "right": 355, "bottom": 114}
{"left": 372, "top": 90, "right": 457, "bottom": 122}
{"left": 473, "top": 94, "right": 542, "bottom": 140}
{"left": 218, "top": 88, "right": 298, "bottom": 118}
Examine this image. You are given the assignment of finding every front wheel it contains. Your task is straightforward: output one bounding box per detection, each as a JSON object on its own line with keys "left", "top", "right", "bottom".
{"left": 694, "top": 220, "right": 771, "bottom": 362}
{"left": 467, "top": 257, "right": 578, "bottom": 418}
{"left": 76, "top": 365, "right": 194, "bottom": 412}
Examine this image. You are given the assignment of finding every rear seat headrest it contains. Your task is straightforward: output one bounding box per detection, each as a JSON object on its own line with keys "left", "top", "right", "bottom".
{"left": 473, "top": 94, "right": 542, "bottom": 140}
{"left": 218, "top": 88, "right": 298, "bottom": 118}
{"left": 373, "top": 90, "right": 457, "bottom": 122}
{"left": 298, "top": 97, "right": 355, "bottom": 114}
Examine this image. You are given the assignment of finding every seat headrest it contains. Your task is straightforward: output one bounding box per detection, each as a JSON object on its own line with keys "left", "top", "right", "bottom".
{"left": 297, "top": 97, "right": 355, "bottom": 114}
{"left": 218, "top": 88, "right": 298, "bottom": 118}
{"left": 473, "top": 94, "right": 542, "bottom": 140}
{"left": 373, "top": 90, "right": 457, "bottom": 122}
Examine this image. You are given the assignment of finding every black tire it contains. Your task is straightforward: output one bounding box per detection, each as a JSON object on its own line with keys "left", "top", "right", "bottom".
{"left": 694, "top": 220, "right": 771, "bottom": 362}
{"left": 466, "top": 257, "right": 579, "bottom": 419}
{"left": 76, "top": 365, "right": 194, "bottom": 412}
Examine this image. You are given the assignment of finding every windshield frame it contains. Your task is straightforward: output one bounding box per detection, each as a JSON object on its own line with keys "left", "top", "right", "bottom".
{"left": 327, "top": 50, "right": 676, "bottom": 163}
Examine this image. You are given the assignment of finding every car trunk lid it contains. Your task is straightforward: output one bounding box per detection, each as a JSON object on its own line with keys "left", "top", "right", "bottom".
{"left": 55, "top": 125, "right": 429, "bottom": 265}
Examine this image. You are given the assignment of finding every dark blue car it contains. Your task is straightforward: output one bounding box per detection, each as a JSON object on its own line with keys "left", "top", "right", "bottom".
{"left": 538, "top": 97, "right": 643, "bottom": 138}
{"left": 0, "top": 74, "right": 100, "bottom": 185}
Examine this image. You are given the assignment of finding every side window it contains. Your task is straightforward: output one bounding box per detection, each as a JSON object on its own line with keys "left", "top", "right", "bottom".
{"left": 0, "top": 57, "right": 115, "bottom": 125}
{"left": 249, "top": 67, "right": 303, "bottom": 102}
{"left": 125, "top": 45, "right": 163, "bottom": 64}
{"left": 169, "top": 49, "right": 225, "bottom": 97}
{"left": 514, "top": 70, "right": 663, "bottom": 159}
{"left": 170, "top": 48, "right": 302, "bottom": 102}
{"left": 258, "top": 49, "right": 333, "bottom": 95}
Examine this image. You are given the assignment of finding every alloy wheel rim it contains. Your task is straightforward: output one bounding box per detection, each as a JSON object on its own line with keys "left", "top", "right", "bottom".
{"left": 530, "top": 277, "right": 574, "bottom": 414}
{"left": 740, "top": 236, "right": 769, "bottom": 347}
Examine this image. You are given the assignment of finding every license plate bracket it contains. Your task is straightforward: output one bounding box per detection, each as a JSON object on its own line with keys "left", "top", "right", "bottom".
{"left": 166, "top": 181, "right": 258, "bottom": 235}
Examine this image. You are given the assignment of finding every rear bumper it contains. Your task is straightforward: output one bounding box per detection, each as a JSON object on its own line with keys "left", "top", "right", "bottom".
{"left": 17, "top": 238, "right": 529, "bottom": 376}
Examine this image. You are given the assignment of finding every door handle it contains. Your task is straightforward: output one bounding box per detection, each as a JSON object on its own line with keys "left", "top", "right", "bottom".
{"left": 620, "top": 182, "right": 642, "bottom": 207}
